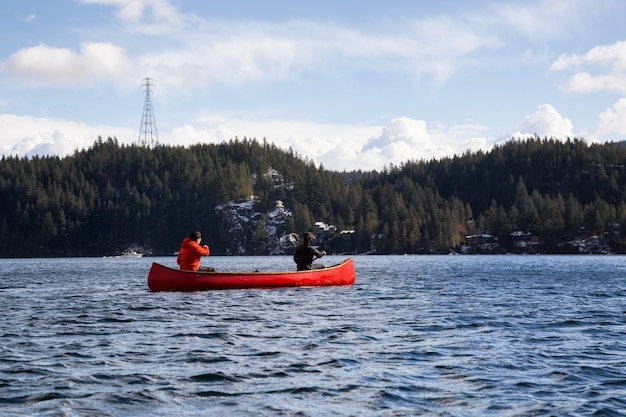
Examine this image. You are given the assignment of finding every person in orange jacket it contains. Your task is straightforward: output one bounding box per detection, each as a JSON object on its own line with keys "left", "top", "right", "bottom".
{"left": 177, "top": 231, "right": 211, "bottom": 271}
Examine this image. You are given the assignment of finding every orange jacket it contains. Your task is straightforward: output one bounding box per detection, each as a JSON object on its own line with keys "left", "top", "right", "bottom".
{"left": 176, "top": 237, "right": 210, "bottom": 271}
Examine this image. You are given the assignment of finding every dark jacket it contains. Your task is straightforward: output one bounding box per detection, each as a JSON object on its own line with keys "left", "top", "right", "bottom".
{"left": 293, "top": 233, "right": 325, "bottom": 270}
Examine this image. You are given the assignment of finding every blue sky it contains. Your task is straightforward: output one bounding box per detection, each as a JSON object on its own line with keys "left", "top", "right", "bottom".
{"left": 1, "top": 0, "right": 626, "bottom": 171}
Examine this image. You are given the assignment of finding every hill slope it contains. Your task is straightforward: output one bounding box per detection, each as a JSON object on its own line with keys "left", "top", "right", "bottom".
{"left": 1, "top": 136, "right": 625, "bottom": 256}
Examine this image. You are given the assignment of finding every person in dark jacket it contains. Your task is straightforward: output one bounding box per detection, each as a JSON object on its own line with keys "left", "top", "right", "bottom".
{"left": 293, "top": 232, "right": 326, "bottom": 270}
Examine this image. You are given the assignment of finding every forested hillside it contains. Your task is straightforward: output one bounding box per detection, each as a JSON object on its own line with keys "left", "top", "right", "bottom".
{"left": 366, "top": 138, "right": 626, "bottom": 254}
{"left": 1, "top": 136, "right": 626, "bottom": 257}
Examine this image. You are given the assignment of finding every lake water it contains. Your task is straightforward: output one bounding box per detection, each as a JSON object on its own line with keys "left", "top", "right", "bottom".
{"left": 1, "top": 255, "right": 625, "bottom": 416}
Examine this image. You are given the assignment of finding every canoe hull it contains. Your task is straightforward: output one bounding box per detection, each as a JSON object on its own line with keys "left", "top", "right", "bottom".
{"left": 147, "top": 258, "right": 356, "bottom": 291}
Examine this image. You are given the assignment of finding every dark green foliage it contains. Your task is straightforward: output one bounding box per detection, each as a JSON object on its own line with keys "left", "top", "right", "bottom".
{"left": 1, "top": 136, "right": 626, "bottom": 257}
{"left": 374, "top": 137, "right": 626, "bottom": 253}
{"left": 0, "top": 137, "right": 348, "bottom": 256}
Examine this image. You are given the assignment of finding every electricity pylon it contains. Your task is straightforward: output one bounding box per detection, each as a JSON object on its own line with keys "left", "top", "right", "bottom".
{"left": 138, "top": 77, "right": 159, "bottom": 148}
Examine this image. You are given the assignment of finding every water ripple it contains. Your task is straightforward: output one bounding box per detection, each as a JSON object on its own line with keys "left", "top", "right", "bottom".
{"left": 1, "top": 255, "right": 626, "bottom": 416}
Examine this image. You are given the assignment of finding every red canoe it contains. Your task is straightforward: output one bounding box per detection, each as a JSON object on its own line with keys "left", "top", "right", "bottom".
{"left": 147, "top": 258, "right": 356, "bottom": 291}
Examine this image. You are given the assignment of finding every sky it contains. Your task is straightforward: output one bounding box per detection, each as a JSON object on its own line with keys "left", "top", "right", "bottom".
{"left": 2, "top": 0, "right": 626, "bottom": 171}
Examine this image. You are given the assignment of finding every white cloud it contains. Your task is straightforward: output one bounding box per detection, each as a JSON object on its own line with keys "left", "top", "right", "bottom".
{"left": 550, "top": 41, "right": 626, "bottom": 94}
{"left": 364, "top": 117, "right": 437, "bottom": 160}
{"left": 77, "top": 0, "right": 193, "bottom": 35}
{"left": 495, "top": 0, "right": 587, "bottom": 40}
{"left": 3, "top": 3, "right": 501, "bottom": 91}
{"left": 11, "top": 130, "right": 84, "bottom": 158}
{"left": 137, "top": 34, "right": 297, "bottom": 89}
{"left": 0, "top": 114, "right": 136, "bottom": 157}
{"left": 590, "top": 98, "right": 626, "bottom": 140}
{"left": 130, "top": 15, "right": 501, "bottom": 93}
{"left": 169, "top": 116, "right": 381, "bottom": 170}
{"left": 0, "top": 111, "right": 493, "bottom": 171}
{"left": 0, "top": 18, "right": 494, "bottom": 92}
{"left": 3, "top": 42, "right": 134, "bottom": 85}
{"left": 503, "top": 104, "right": 575, "bottom": 141}
{"left": 176, "top": 114, "right": 493, "bottom": 171}
{"left": 360, "top": 117, "right": 491, "bottom": 168}
{"left": 1, "top": 104, "right": 600, "bottom": 171}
